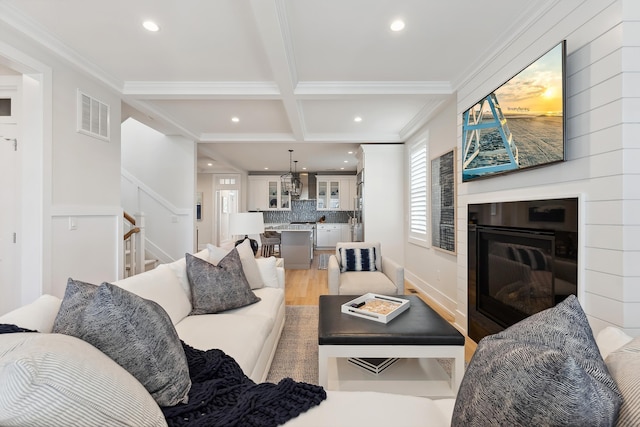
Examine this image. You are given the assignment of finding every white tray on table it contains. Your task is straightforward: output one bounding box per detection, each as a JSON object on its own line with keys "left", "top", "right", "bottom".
{"left": 341, "top": 293, "right": 410, "bottom": 323}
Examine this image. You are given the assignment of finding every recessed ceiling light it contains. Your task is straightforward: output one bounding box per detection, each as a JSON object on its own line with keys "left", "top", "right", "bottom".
{"left": 347, "top": 151, "right": 354, "bottom": 154}
{"left": 231, "top": 116, "right": 240, "bottom": 123}
{"left": 142, "top": 20, "right": 160, "bottom": 32}
{"left": 264, "top": 167, "right": 269, "bottom": 170}
{"left": 340, "top": 167, "right": 345, "bottom": 170}
{"left": 302, "top": 167, "right": 307, "bottom": 170}
{"left": 390, "top": 19, "right": 405, "bottom": 32}
{"left": 207, "top": 163, "right": 213, "bottom": 167}
{"left": 354, "top": 116, "right": 362, "bottom": 122}
{"left": 344, "top": 160, "right": 349, "bottom": 163}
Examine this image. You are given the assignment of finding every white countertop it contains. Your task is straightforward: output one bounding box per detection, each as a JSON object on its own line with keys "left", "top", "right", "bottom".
{"left": 266, "top": 223, "right": 315, "bottom": 231}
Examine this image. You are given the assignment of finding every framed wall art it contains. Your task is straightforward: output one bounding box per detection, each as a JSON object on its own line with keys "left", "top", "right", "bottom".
{"left": 431, "top": 149, "right": 456, "bottom": 253}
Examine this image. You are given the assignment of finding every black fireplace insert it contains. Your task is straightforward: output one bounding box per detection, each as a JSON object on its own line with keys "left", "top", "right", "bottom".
{"left": 468, "top": 198, "right": 578, "bottom": 342}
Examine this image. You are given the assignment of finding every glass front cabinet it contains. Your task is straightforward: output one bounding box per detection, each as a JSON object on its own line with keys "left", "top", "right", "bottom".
{"left": 316, "top": 176, "right": 356, "bottom": 211}
{"left": 316, "top": 178, "right": 340, "bottom": 210}
{"left": 248, "top": 176, "right": 291, "bottom": 211}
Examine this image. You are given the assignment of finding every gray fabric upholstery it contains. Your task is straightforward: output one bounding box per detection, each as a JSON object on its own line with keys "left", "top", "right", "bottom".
{"left": 52, "top": 279, "right": 191, "bottom": 407}
{"left": 605, "top": 336, "right": 640, "bottom": 427}
{"left": 186, "top": 249, "right": 260, "bottom": 315}
{"left": 452, "top": 295, "right": 621, "bottom": 426}
{"left": 328, "top": 242, "right": 404, "bottom": 295}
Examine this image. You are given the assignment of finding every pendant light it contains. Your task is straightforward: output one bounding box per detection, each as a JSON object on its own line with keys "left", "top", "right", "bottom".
{"left": 280, "top": 149, "right": 303, "bottom": 197}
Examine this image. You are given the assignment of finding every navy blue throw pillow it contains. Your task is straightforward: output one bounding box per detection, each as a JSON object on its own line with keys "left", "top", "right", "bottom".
{"left": 340, "top": 247, "right": 377, "bottom": 272}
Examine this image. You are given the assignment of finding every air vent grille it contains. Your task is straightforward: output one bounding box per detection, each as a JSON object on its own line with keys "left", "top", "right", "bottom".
{"left": 77, "top": 90, "right": 109, "bottom": 141}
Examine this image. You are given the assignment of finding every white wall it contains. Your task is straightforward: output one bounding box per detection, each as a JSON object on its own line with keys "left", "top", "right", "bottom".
{"left": 0, "top": 19, "right": 124, "bottom": 299}
{"left": 404, "top": 97, "right": 459, "bottom": 316}
{"left": 121, "top": 118, "right": 196, "bottom": 262}
{"left": 453, "top": 0, "right": 640, "bottom": 336}
{"left": 361, "top": 144, "right": 404, "bottom": 262}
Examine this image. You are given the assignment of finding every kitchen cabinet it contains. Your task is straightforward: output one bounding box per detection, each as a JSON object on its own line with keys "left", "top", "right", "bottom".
{"left": 248, "top": 176, "right": 291, "bottom": 211}
{"left": 316, "top": 223, "right": 342, "bottom": 248}
{"left": 316, "top": 175, "right": 356, "bottom": 211}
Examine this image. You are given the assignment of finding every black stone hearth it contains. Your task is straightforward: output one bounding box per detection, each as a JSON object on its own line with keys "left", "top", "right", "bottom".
{"left": 468, "top": 198, "right": 578, "bottom": 343}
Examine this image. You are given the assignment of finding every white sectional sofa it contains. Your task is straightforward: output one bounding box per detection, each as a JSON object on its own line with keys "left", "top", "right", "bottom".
{"left": 2, "top": 246, "right": 640, "bottom": 427}
{"left": 0, "top": 248, "right": 286, "bottom": 385}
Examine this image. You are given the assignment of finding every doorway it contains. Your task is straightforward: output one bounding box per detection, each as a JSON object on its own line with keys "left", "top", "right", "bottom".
{"left": 216, "top": 189, "right": 238, "bottom": 247}
{"left": 0, "top": 83, "right": 20, "bottom": 314}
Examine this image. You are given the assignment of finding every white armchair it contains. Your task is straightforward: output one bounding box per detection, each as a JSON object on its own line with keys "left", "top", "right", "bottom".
{"left": 328, "top": 241, "right": 404, "bottom": 295}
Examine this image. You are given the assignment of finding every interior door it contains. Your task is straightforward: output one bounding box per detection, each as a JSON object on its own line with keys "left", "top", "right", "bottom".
{"left": 216, "top": 189, "right": 238, "bottom": 247}
{"left": 0, "top": 120, "right": 20, "bottom": 315}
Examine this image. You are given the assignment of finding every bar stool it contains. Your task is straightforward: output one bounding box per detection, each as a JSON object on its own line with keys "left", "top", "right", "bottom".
{"left": 260, "top": 231, "right": 281, "bottom": 257}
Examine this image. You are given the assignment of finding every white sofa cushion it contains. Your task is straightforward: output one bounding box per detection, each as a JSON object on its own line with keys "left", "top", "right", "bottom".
{"left": 225, "top": 286, "right": 284, "bottom": 328}
{"left": 113, "top": 264, "right": 192, "bottom": 325}
{"left": 337, "top": 271, "right": 398, "bottom": 295}
{"left": 0, "top": 333, "right": 167, "bottom": 427}
{"left": 596, "top": 325, "right": 634, "bottom": 360}
{"left": 255, "top": 256, "right": 279, "bottom": 288}
{"left": 175, "top": 313, "right": 271, "bottom": 376}
{"left": 283, "top": 391, "right": 453, "bottom": 427}
{"left": 208, "top": 241, "right": 265, "bottom": 290}
{"left": 0, "top": 295, "right": 61, "bottom": 333}
{"left": 165, "top": 249, "right": 210, "bottom": 301}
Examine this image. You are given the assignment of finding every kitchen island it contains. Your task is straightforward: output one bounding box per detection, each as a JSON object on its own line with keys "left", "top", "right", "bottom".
{"left": 265, "top": 223, "right": 315, "bottom": 269}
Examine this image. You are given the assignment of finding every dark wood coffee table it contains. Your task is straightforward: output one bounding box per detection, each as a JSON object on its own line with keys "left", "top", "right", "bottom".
{"left": 318, "top": 295, "right": 465, "bottom": 397}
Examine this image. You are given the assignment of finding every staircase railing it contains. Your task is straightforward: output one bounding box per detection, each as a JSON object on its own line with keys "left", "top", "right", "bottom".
{"left": 123, "top": 211, "right": 146, "bottom": 278}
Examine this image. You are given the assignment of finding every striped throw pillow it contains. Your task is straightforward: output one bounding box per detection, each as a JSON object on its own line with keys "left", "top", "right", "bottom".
{"left": 339, "top": 247, "right": 377, "bottom": 272}
{"left": 605, "top": 337, "right": 640, "bottom": 427}
{"left": 0, "top": 333, "right": 168, "bottom": 426}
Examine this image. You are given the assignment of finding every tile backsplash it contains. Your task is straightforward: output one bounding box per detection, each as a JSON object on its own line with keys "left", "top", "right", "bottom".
{"left": 261, "top": 199, "right": 352, "bottom": 224}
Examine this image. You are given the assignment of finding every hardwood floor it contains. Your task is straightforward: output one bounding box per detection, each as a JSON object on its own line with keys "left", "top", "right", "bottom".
{"left": 283, "top": 250, "right": 478, "bottom": 363}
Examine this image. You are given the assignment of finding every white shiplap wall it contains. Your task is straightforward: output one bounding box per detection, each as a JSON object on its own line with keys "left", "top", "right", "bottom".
{"left": 456, "top": 0, "right": 640, "bottom": 336}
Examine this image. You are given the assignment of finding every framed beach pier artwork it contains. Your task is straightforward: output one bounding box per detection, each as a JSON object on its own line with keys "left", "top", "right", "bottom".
{"left": 462, "top": 40, "right": 566, "bottom": 182}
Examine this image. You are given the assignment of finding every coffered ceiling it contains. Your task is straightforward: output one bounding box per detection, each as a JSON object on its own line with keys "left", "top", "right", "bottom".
{"left": 0, "top": 0, "right": 555, "bottom": 173}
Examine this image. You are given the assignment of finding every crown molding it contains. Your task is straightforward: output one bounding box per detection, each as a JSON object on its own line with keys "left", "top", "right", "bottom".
{"left": 0, "top": 2, "right": 123, "bottom": 93}
{"left": 198, "top": 132, "right": 296, "bottom": 142}
{"left": 295, "top": 81, "right": 453, "bottom": 96}
{"left": 122, "top": 81, "right": 281, "bottom": 98}
{"left": 399, "top": 98, "right": 449, "bottom": 140}
{"left": 302, "top": 132, "right": 402, "bottom": 143}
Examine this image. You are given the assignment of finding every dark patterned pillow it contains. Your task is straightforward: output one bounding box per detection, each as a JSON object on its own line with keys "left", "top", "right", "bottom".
{"left": 339, "top": 247, "right": 377, "bottom": 272}
{"left": 186, "top": 249, "right": 260, "bottom": 315}
{"left": 52, "top": 278, "right": 191, "bottom": 407}
{"left": 605, "top": 336, "right": 640, "bottom": 427}
{"left": 452, "top": 295, "right": 621, "bottom": 426}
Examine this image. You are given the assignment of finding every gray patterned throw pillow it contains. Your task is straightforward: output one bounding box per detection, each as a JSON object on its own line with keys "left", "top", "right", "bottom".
{"left": 52, "top": 278, "right": 191, "bottom": 407}
{"left": 452, "top": 295, "right": 621, "bottom": 426}
{"left": 186, "top": 249, "right": 260, "bottom": 315}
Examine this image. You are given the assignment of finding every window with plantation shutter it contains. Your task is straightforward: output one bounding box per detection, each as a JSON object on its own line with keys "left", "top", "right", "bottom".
{"left": 409, "top": 138, "right": 428, "bottom": 246}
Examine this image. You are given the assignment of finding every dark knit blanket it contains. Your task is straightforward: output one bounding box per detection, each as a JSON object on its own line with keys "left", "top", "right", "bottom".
{"left": 161, "top": 341, "right": 327, "bottom": 427}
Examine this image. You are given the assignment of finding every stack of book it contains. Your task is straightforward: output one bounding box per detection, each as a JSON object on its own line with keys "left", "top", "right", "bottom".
{"left": 347, "top": 357, "right": 398, "bottom": 374}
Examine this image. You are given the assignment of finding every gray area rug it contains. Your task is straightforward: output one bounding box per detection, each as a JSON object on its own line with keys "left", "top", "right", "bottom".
{"left": 317, "top": 253, "right": 329, "bottom": 270}
{"left": 266, "top": 304, "right": 456, "bottom": 386}
{"left": 267, "top": 305, "right": 319, "bottom": 385}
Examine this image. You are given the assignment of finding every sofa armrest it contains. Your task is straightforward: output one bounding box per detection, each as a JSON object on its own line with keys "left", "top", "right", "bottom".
{"left": 0, "top": 295, "right": 62, "bottom": 333}
{"left": 381, "top": 257, "right": 405, "bottom": 295}
{"left": 328, "top": 255, "right": 341, "bottom": 295}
